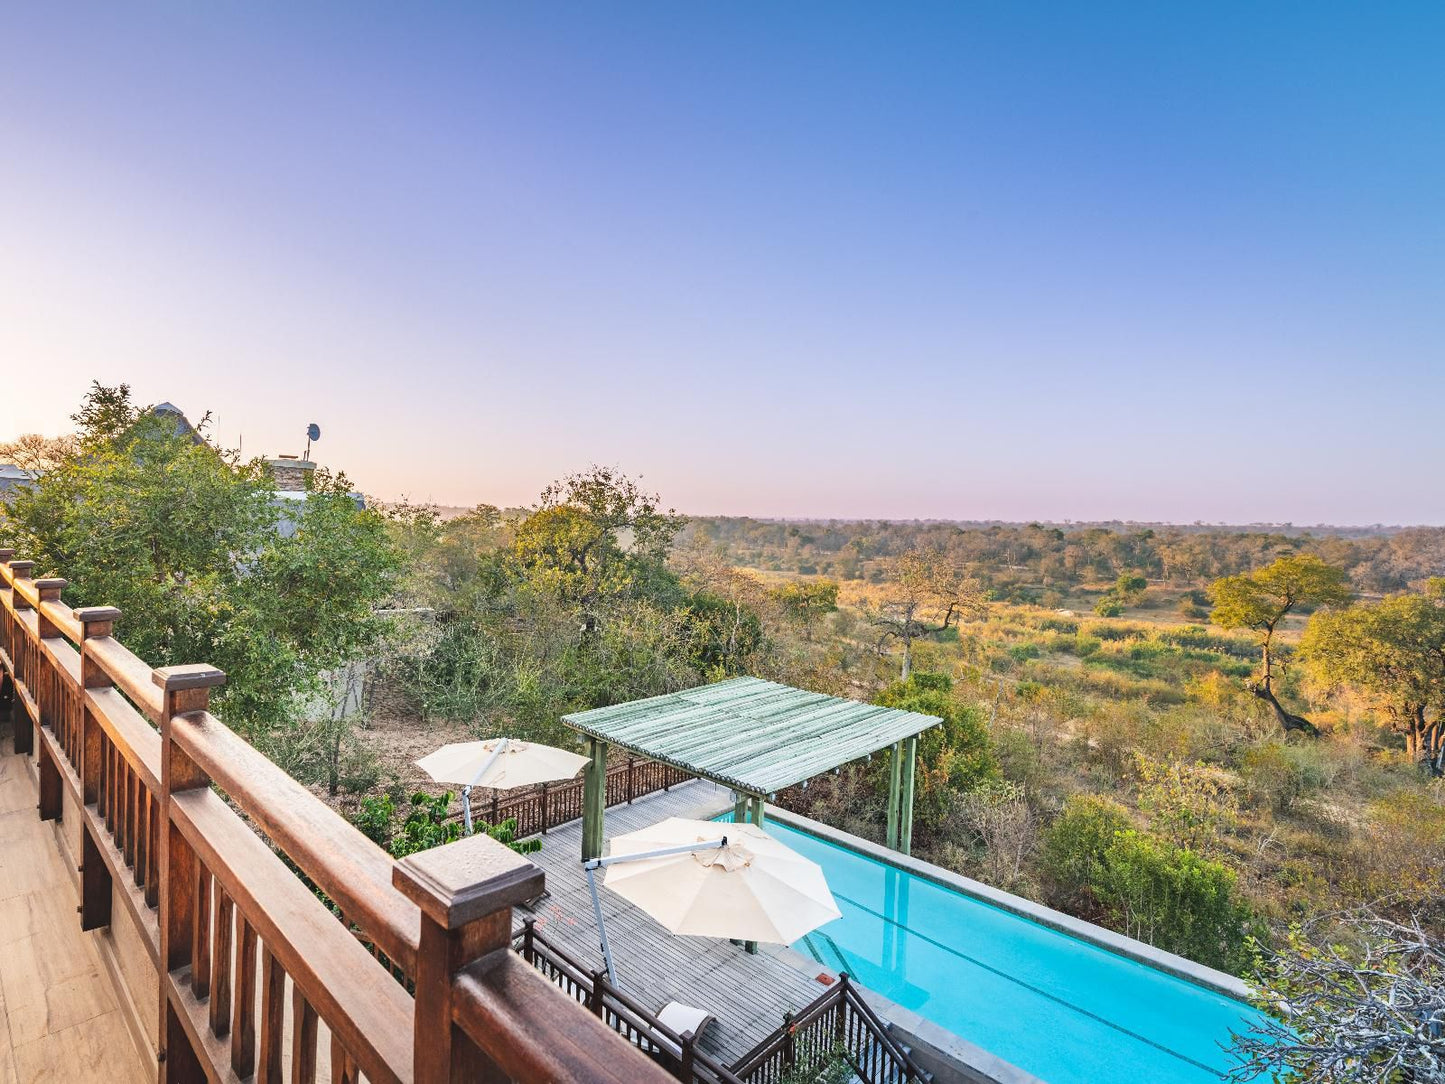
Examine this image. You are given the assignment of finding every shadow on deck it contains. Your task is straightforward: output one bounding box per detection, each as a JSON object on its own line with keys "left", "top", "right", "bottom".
{"left": 0, "top": 732, "right": 150, "bottom": 1084}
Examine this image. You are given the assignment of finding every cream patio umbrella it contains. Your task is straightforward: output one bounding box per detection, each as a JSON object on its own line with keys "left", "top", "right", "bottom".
{"left": 416, "top": 738, "right": 589, "bottom": 834}
{"left": 583, "top": 816, "right": 842, "bottom": 985}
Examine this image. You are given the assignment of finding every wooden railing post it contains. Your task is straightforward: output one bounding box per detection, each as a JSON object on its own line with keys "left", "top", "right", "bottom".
{"left": 7, "top": 560, "right": 34, "bottom": 754}
{"left": 33, "top": 578, "right": 66, "bottom": 821}
{"left": 75, "top": 606, "right": 121, "bottom": 931}
{"left": 539, "top": 781, "right": 549, "bottom": 835}
{"left": 522, "top": 917, "right": 536, "bottom": 965}
{"left": 394, "top": 829, "right": 545, "bottom": 1083}
{"left": 679, "top": 1032, "right": 696, "bottom": 1082}
{"left": 589, "top": 969, "right": 608, "bottom": 1020}
{"left": 155, "top": 663, "right": 227, "bottom": 1084}
{"left": 781, "top": 1010, "right": 796, "bottom": 1071}
{"left": 626, "top": 756, "right": 636, "bottom": 803}
{"left": 34, "top": 576, "right": 65, "bottom": 639}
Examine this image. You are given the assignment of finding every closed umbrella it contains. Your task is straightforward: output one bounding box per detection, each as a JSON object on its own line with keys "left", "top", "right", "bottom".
{"left": 584, "top": 816, "right": 841, "bottom": 984}
{"left": 416, "top": 738, "right": 588, "bottom": 833}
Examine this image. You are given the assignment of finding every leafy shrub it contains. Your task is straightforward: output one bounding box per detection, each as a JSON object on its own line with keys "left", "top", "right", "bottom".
{"left": 1093, "top": 830, "right": 1256, "bottom": 974}
{"left": 1239, "top": 742, "right": 1323, "bottom": 813}
{"left": 352, "top": 792, "right": 539, "bottom": 858}
{"left": 1093, "top": 596, "right": 1126, "bottom": 618}
{"left": 1037, "top": 616, "right": 1080, "bottom": 634}
{"left": 1008, "top": 642, "right": 1042, "bottom": 663}
{"left": 1134, "top": 756, "right": 1238, "bottom": 851}
{"left": 1042, "top": 794, "right": 1132, "bottom": 906}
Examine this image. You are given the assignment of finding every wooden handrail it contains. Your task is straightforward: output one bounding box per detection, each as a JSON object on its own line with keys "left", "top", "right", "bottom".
{"left": 169, "top": 786, "right": 414, "bottom": 1083}
{"left": 0, "top": 550, "right": 681, "bottom": 1084}
{"left": 173, "top": 708, "right": 421, "bottom": 975}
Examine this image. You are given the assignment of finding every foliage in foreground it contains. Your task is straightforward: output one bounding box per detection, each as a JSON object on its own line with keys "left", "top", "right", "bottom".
{"left": 1229, "top": 911, "right": 1445, "bottom": 1084}
{"left": 353, "top": 791, "right": 539, "bottom": 858}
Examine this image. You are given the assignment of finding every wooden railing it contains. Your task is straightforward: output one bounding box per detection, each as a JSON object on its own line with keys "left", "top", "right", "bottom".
{"left": 0, "top": 549, "right": 678, "bottom": 1084}
{"left": 476, "top": 756, "right": 693, "bottom": 837}
{"left": 730, "top": 974, "right": 930, "bottom": 1084}
{"left": 515, "top": 920, "right": 747, "bottom": 1084}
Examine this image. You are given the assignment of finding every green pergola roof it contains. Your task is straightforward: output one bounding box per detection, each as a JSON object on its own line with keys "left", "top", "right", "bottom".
{"left": 563, "top": 677, "right": 940, "bottom": 796}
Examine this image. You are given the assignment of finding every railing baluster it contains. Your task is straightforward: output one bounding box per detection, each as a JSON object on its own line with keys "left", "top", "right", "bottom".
{"left": 146, "top": 791, "right": 159, "bottom": 907}
{"left": 192, "top": 865, "right": 212, "bottom": 999}
{"left": 224, "top": 918, "right": 254, "bottom": 1074}
{"left": 291, "top": 985, "right": 318, "bottom": 1084}
{"left": 211, "top": 886, "right": 233, "bottom": 1038}
{"left": 330, "top": 1032, "right": 357, "bottom": 1084}
{"left": 258, "top": 945, "right": 285, "bottom": 1083}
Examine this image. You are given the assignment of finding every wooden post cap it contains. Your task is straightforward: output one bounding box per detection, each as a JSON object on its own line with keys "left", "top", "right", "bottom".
{"left": 152, "top": 664, "right": 228, "bottom": 691}
{"left": 75, "top": 606, "right": 122, "bottom": 625}
{"left": 0, "top": 549, "right": 14, "bottom": 561}
{"left": 35, "top": 578, "right": 66, "bottom": 597}
{"left": 393, "top": 833, "right": 544, "bottom": 930}
{"left": 8, "top": 560, "right": 34, "bottom": 575}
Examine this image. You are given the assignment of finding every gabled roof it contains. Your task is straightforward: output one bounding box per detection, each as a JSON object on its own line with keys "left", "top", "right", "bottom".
{"left": 563, "top": 677, "right": 939, "bottom": 796}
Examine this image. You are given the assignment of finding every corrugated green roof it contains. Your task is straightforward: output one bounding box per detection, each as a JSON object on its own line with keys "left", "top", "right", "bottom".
{"left": 563, "top": 677, "right": 939, "bottom": 795}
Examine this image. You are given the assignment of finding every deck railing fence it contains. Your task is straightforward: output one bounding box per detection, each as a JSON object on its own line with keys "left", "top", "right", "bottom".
{"left": 730, "top": 973, "right": 929, "bottom": 1084}
{"left": 0, "top": 549, "right": 678, "bottom": 1084}
{"left": 477, "top": 755, "right": 693, "bottom": 838}
{"left": 516, "top": 920, "right": 747, "bottom": 1084}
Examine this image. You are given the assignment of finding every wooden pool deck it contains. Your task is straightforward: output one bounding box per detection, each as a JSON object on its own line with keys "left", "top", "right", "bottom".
{"left": 519, "top": 779, "right": 836, "bottom": 1068}
{"left": 0, "top": 734, "right": 149, "bottom": 1084}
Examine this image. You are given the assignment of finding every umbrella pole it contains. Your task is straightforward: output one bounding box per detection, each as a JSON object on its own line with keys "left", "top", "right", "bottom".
{"left": 583, "top": 839, "right": 726, "bottom": 989}
{"left": 585, "top": 862, "right": 618, "bottom": 987}
{"left": 461, "top": 785, "right": 474, "bottom": 835}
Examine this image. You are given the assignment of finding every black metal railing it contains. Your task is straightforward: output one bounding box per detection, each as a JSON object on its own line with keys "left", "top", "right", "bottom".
{"left": 730, "top": 973, "right": 929, "bottom": 1084}
{"left": 515, "top": 920, "right": 746, "bottom": 1084}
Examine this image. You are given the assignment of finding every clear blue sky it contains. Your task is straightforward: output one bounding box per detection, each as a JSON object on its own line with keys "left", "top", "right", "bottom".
{"left": 2, "top": 3, "right": 1441, "bottom": 523}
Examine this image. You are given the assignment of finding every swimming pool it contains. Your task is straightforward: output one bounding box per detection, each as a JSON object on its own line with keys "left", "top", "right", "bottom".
{"left": 743, "top": 814, "right": 1260, "bottom": 1084}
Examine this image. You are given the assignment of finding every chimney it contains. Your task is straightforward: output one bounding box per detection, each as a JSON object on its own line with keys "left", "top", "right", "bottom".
{"left": 265, "top": 454, "right": 317, "bottom": 492}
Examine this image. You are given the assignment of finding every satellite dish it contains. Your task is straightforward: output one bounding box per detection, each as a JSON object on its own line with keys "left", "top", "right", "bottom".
{"left": 307, "top": 423, "right": 321, "bottom": 442}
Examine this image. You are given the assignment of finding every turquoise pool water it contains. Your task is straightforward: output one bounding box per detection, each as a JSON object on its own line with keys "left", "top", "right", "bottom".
{"left": 742, "top": 816, "right": 1259, "bottom": 1084}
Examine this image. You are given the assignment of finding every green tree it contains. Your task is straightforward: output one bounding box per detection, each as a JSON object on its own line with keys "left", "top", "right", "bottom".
{"left": 872, "top": 550, "right": 986, "bottom": 681}
{"left": 1, "top": 383, "right": 401, "bottom": 746}
{"left": 510, "top": 466, "right": 685, "bottom": 626}
{"left": 1041, "top": 794, "right": 1133, "bottom": 908}
{"left": 1209, "top": 555, "right": 1352, "bottom": 735}
{"left": 771, "top": 579, "right": 839, "bottom": 640}
{"left": 1300, "top": 581, "right": 1445, "bottom": 772}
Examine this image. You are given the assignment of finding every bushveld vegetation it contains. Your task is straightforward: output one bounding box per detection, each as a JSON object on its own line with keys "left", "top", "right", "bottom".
{"left": 6, "top": 385, "right": 1445, "bottom": 1010}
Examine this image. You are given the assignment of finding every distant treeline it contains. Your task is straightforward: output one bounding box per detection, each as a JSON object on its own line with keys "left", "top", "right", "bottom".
{"left": 679, "top": 519, "right": 1445, "bottom": 594}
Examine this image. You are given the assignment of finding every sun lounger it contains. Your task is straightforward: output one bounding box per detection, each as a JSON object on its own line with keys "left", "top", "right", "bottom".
{"left": 653, "top": 1000, "right": 716, "bottom": 1054}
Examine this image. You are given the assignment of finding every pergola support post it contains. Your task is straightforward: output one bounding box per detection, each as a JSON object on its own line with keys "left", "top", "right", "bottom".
{"left": 747, "top": 794, "right": 766, "bottom": 829}
{"left": 885, "top": 741, "right": 902, "bottom": 850}
{"left": 745, "top": 793, "right": 767, "bottom": 954}
{"left": 899, "top": 735, "right": 917, "bottom": 855}
{"left": 581, "top": 737, "right": 609, "bottom": 862}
